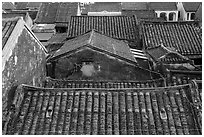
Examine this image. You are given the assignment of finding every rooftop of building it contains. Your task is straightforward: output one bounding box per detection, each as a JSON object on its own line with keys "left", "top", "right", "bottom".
{"left": 3, "top": 82, "right": 201, "bottom": 135}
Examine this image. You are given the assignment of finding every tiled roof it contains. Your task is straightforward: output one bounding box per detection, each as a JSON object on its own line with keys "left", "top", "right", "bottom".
{"left": 149, "top": 2, "right": 177, "bottom": 11}
{"left": 122, "top": 10, "right": 156, "bottom": 19}
{"left": 9, "top": 10, "right": 38, "bottom": 20}
{"left": 15, "top": 2, "right": 28, "bottom": 9}
{"left": 46, "top": 33, "right": 67, "bottom": 53}
{"left": 44, "top": 77, "right": 165, "bottom": 88}
{"left": 195, "top": 3, "right": 202, "bottom": 21}
{"left": 121, "top": 2, "right": 148, "bottom": 10}
{"left": 35, "top": 2, "right": 78, "bottom": 25}
{"left": 146, "top": 45, "right": 191, "bottom": 64}
{"left": 67, "top": 16, "right": 139, "bottom": 44}
{"left": 15, "top": 2, "right": 41, "bottom": 10}
{"left": 2, "top": 18, "right": 18, "bottom": 49}
{"left": 35, "top": 2, "right": 60, "bottom": 24}
{"left": 168, "top": 70, "right": 202, "bottom": 86}
{"left": 2, "top": 13, "right": 27, "bottom": 20}
{"left": 55, "top": 2, "right": 78, "bottom": 23}
{"left": 2, "top": 2, "right": 16, "bottom": 10}
{"left": 4, "top": 84, "right": 201, "bottom": 135}
{"left": 47, "top": 33, "right": 67, "bottom": 44}
{"left": 34, "top": 33, "right": 54, "bottom": 42}
{"left": 81, "top": 2, "right": 121, "bottom": 14}
{"left": 27, "top": 2, "right": 42, "bottom": 9}
{"left": 141, "top": 22, "right": 202, "bottom": 57}
{"left": 182, "top": 2, "right": 201, "bottom": 12}
{"left": 51, "top": 30, "right": 136, "bottom": 64}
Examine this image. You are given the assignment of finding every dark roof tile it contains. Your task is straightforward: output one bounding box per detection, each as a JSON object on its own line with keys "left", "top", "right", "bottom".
{"left": 146, "top": 45, "right": 191, "bottom": 64}
{"left": 67, "top": 16, "right": 139, "bottom": 44}
{"left": 44, "top": 77, "right": 166, "bottom": 88}
{"left": 141, "top": 22, "right": 202, "bottom": 57}
{"left": 52, "top": 30, "right": 136, "bottom": 63}
{"left": 122, "top": 10, "right": 156, "bottom": 19}
{"left": 81, "top": 2, "right": 122, "bottom": 14}
{"left": 55, "top": 2, "right": 78, "bottom": 23}
{"left": 149, "top": 2, "right": 177, "bottom": 11}
{"left": 2, "top": 13, "right": 27, "bottom": 20}
{"left": 121, "top": 2, "right": 148, "bottom": 10}
{"left": 15, "top": 2, "right": 28, "bottom": 9}
{"left": 5, "top": 84, "right": 201, "bottom": 135}
{"left": 35, "top": 2, "right": 78, "bottom": 24}
{"left": 35, "top": 2, "right": 60, "bottom": 23}
{"left": 2, "top": 2, "right": 16, "bottom": 10}
{"left": 182, "top": 2, "right": 201, "bottom": 12}
{"left": 9, "top": 10, "right": 38, "bottom": 20}
{"left": 168, "top": 70, "right": 202, "bottom": 86}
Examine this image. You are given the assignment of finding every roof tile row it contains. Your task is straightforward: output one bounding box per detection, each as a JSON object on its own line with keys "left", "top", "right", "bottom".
{"left": 5, "top": 84, "right": 201, "bottom": 135}
{"left": 44, "top": 77, "right": 165, "bottom": 88}
{"left": 67, "top": 16, "right": 139, "bottom": 43}
{"left": 141, "top": 22, "right": 202, "bottom": 56}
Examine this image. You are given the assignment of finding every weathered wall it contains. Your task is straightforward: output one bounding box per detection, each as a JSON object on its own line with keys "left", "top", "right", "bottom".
{"left": 54, "top": 48, "right": 160, "bottom": 80}
{"left": 2, "top": 28, "right": 46, "bottom": 113}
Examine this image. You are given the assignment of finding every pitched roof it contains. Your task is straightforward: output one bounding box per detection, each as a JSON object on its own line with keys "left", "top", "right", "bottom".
{"left": 27, "top": 2, "right": 42, "bottom": 9}
{"left": 35, "top": 2, "right": 60, "bottom": 23}
{"left": 149, "top": 2, "right": 177, "bottom": 11}
{"left": 122, "top": 10, "right": 156, "bottom": 19}
{"left": 2, "top": 13, "right": 28, "bottom": 20}
{"left": 35, "top": 2, "right": 78, "bottom": 25}
{"left": 51, "top": 30, "right": 136, "bottom": 63}
{"left": 2, "top": 18, "right": 18, "bottom": 49}
{"left": 146, "top": 45, "right": 191, "bottom": 64}
{"left": 15, "top": 2, "right": 41, "bottom": 9}
{"left": 9, "top": 10, "right": 39, "bottom": 20}
{"left": 182, "top": 2, "right": 201, "bottom": 12}
{"left": 2, "top": 2, "right": 16, "bottom": 10}
{"left": 168, "top": 70, "right": 202, "bottom": 86}
{"left": 4, "top": 83, "right": 201, "bottom": 135}
{"left": 121, "top": 2, "right": 148, "bottom": 10}
{"left": 47, "top": 33, "right": 67, "bottom": 44}
{"left": 34, "top": 33, "right": 54, "bottom": 41}
{"left": 55, "top": 2, "right": 78, "bottom": 23}
{"left": 15, "top": 2, "right": 28, "bottom": 9}
{"left": 195, "top": 3, "right": 202, "bottom": 21}
{"left": 81, "top": 2, "right": 121, "bottom": 14}
{"left": 67, "top": 16, "right": 139, "bottom": 44}
{"left": 141, "top": 22, "right": 202, "bottom": 58}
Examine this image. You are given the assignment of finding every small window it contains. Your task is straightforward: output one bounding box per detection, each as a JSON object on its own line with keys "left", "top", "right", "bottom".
{"left": 160, "top": 12, "right": 167, "bottom": 21}
{"left": 169, "top": 12, "right": 175, "bottom": 21}
{"left": 187, "top": 13, "right": 190, "bottom": 20}
{"left": 191, "top": 13, "right": 195, "bottom": 20}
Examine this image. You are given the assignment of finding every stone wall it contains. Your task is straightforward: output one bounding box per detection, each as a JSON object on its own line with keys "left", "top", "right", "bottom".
{"left": 53, "top": 48, "right": 161, "bottom": 80}
{"left": 2, "top": 28, "right": 47, "bottom": 114}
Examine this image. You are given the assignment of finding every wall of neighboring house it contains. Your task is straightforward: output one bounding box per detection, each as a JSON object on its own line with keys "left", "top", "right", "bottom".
{"left": 51, "top": 48, "right": 161, "bottom": 80}
{"left": 177, "top": 2, "right": 196, "bottom": 21}
{"left": 155, "top": 10, "right": 178, "bottom": 21}
{"left": 2, "top": 24, "right": 47, "bottom": 117}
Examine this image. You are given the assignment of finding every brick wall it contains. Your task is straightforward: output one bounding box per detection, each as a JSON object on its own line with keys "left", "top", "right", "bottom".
{"left": 2, "top": 28, "right": 46, "bottom": 114}
{"left": 53, "top": 48, "right": 160, "bottom": 80}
